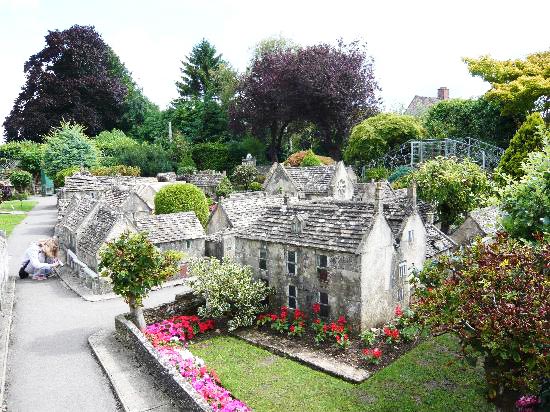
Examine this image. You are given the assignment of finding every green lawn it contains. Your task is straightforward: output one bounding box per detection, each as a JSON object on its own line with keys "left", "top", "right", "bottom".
{"left": 0, "top": 214, "right": 27, "bottom": 236}
{"left": 0, "top": 200, "right": 38, "bottom": 212}
{"left": 190, "top": 334, "right": 494, "bottom": 412}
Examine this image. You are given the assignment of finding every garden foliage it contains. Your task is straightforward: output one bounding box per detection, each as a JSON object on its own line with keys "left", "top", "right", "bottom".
{"left": 299, "top": 149, "right": 323, "bottom": 167}
{"left": 54, "top": 166, "right": 80, "bottom": 188}
{"left": 500, "top": 138, "right": 550, "bottom": 239}
{"left": 189, "top": 257, "right": 272, "bottom": 331}
{"left": 231, "top": 165, "right": 258, "bottom": 189}
{"left": 215, "top": 176, "right": 233, "bottom": 198}
{"left": 363, "top": 167, "right": 390, "bottom": 182}
{"left": 191, "top": 142, "right": 229, "bottom": 171}
{"left": 9, "top": 170, "right": 33, "bottom": 192}
{"left": 114, "top": 142, "right": 173, "bottom": 177}
{"left": 411, "top": 233, "right": 550, "bottom": 397}
{"left": 284, "top": 150, "right": 334, "bottom": 167}
{"left": 0, "top": 141, "right": 44, "bottom": 175}
{"left": 43, "top": 122, "right": 99, "bottom": 179}
{"left": 90, "top": 165, "right": 141, "bottom": 177}
{"left": 154, "top": 183, "right": 209, "bottom": 226}
{"left": 93, "top": 129, "right": 138, "bottom": 165}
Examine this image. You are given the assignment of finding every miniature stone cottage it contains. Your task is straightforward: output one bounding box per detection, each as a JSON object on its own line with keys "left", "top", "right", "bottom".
{"left": 451, "top": 206, "right": 502, "bottom": 245}
{"left": 206, "top": 192, "right": 285, "bottom": 258}
{"left": 233, "top": 184, "right": 431, "bottom": 332}
{"left": 262, "top": 161, "right": 355, "bottom": 200}
{"left": 177, "top": 171, "right": 225, "bottom": 198}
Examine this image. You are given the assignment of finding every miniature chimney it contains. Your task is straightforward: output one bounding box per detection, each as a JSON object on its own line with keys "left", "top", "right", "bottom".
{"left": 426, "top": 211, "right": 435, "bottom": 225}
{"left": 437, "top": 87, "right": 449, "bottom": 100}
{"left": 408, "top": 181, "right": 417, "bottom": 210}
{"left": 374, "top": 182, "right": 383, "bottom": 213}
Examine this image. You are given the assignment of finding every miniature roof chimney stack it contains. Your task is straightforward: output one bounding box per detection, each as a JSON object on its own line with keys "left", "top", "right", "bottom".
{"left": 426, "top": 211, "right": 435, "bottom": 225}
{"left": 408, "top": 181, "right": 417, "bottom": 210}
{"left": 437, "top": 87, "right": 449, "bottom": 100}
{"left": 374, "top": 181, "right": 383, "bottom": 213}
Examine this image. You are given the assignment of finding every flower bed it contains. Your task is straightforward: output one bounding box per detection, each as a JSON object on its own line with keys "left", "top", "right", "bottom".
{"left": 256, "top": 304, "right": 422, "bottom": 372}
{"left": 144, "top": 315, "right": 251, "bottom": 412}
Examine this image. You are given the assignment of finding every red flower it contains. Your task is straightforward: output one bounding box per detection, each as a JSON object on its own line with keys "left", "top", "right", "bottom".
{"left": 280, "top": 306, "right": 288, "bottom": 312}
{"left": 330, "top": 322, "right": 337, "bottom": 332}
{"left": 323, "top": 324, "right": 328, "bottom": 332}
{"left": 372, "top": 348, "right": 382, "bottom": 358}
{"left": 270, "top": 314, "right": 278, "bottom": 321}
{"left": 312, "top": 303, "right": 320, "bottom": 314}
{"left": 294, "top": 309, "right": 303, "bottom": 319}
{"left": 336, "top": 335, "right": 341, "bottom": 342}
{"left": 290, "top": 325, "right": 295, "bottom": 332}
{"left": 337, "top": 316, "right": 347, "bottom": 325}
{"left": 394, "top": 305, "right": 403, "bottom": 317}
{"left": 314, "top": 318, "right": 321, "bottom": 324}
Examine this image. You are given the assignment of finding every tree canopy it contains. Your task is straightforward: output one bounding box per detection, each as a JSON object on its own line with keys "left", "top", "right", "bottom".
{"left": 3, "top": 25, "right": 127, "bottom": 142}
{"left": 464, "top": 51, "right": 550, "bottom": 122}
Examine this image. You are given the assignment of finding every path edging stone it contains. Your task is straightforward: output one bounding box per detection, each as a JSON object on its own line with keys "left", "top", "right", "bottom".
{"left": 0, "top": 276, "right": 15, "bottom": 409}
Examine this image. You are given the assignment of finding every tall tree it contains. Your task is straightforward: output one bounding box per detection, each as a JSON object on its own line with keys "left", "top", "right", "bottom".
{"left": 464, "top": 51, "right": 550, "bottom": 123}
{"left": 176, "top": 39, "right": 223, "bottom": 100}
{"left": 230, "top": 41, "right": 380, "bottom": 161}
{"left": 3, "top": 25, "right": 127, "bottom": 142}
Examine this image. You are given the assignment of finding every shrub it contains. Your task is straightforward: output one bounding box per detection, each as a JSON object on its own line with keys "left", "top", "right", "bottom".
{"left": 115, "top": 143, "right": 173, "bottom": 177}
{"left": 93, "top": 129, "right": 139, "bottom": 165}
{"left": 154, "top": 183, "right": 209, "bottom": 226}
{"left": 9, "top": 170, "right": 33, "bottom": 192}
{"left": 231, "top": 164, "right": 258, "bottom": 189}
{"left": 411, "top": 233, "right": 549, "bottom": 402}
{"left": 284, "top": 150, "right": 335, "bottom": 167}
{"left": 191, "top": 142, "right": 229, "bottom": 171}
{"left": 388, "top": 166, "right": 414, "bottom": 183}
{"left": 43, "top": 122, "right": 99, "bottom": 179}
{"left": 189, "top": 257, "right": 272, "bottom": 331}
{"left": 299, "top": 149, "right": 323, "bottom": 167}
{"left": 99, "top": 232, "right": 182, "bottom": 330}
{"left": 496, "top": 113, "right": 546, "bottom": 180}
{"left": 249, "top": 181, "right": 263, "bottom": 191}
{"left": 500, "top": 138, "right": 550, "bottom": 239}
{"left": 90, "top": 165, "right": 141, "bottom": 177}
{"left": 176, "top": 155, "right": 197, "bottom": 175}
{"left": 363, "top": 167, "right": 389, "bottom": 181}
{"left": 54, "top": 166, "right": 80, "bottom": 188}
{"left": 405, "top": 157, "right": 492, "bottom": 233}
{"left": 215, "top": 176, "right": 233, "bottom": 198}
{"left": 344, "top": 113, "right": 424, "bottom": 165}
{"left": 0, "top": 141, "right": 44, "bottom": 175}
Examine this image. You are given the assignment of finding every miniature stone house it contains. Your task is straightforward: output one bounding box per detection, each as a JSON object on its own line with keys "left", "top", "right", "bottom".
{"left": 451, "top": 206, "right": 502, "bottom": 245}
{"left": 102, "top": 186, "right": 152, "bottom": 220}
{"left": 177, "top": 171, "right": 225, "bottom": 198}
{"left": 134, "top": 212, "right": 205, "bottom": 256}
{"left": 205, "top": 192, "right": 284, "bottom": 258}
{"left": 262, "top": 161, "right": 355, "bottom": 200}
{"left": 57, "top": 195, "right": 101, "bottom": 255}
{"left": 233, "top": 185, "right": 430, "bottom": 332}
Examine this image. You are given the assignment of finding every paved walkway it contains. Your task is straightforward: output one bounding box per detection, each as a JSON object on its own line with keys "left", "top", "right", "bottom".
{"left": 5, "top": 196, "right": 187, "bottom": 411}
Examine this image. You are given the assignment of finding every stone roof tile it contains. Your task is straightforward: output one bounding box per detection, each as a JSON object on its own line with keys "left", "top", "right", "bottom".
{"left": 285, "top": 166, "right": 336, "bottom": 194}
{"left": 77, "top": 204, "right": 123, "bottom": 256}
{"left": 135, "top": 212, "right": 205, "bottom": 244}
{"left": 425, "top": 224, "right": 457, "bottom": 258}
{"left": 220, "top": 192, "right": 285, "bottom": 230}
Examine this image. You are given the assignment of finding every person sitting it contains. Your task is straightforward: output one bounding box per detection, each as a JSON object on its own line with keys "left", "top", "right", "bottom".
{"left": 20, "top": 238, "right": 62, "bottom": 281}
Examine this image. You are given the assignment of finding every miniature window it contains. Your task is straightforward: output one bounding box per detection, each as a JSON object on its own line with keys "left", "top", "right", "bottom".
{"left": 319, "top": 292, "right": 330, "bottom": 317}
{"left": 408, "top": 230, "right": 414, "bottom": 243}
{"left": 287, "top": 250, "right": 297, "bottom": 275}
{"left": 259, "top": 243, "right": 267, "bottom": 270}
{"left": 186, "top": 240, "right": 192, "bottom": 249}
{"left": 397, "top": 287, "right": 404, "bottom": 302}
{"left": 317, "top": 254, "right": 328, "bottom": 282}
{"left": 288, "top": 285, "right": 297, "bottom": 309}
{"left": 399, "top": 261, "right": 407, "bottom": 280}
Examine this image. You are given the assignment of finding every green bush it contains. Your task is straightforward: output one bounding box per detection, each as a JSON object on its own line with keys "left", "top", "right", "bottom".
{"left": 43, "top": 122, "right": 99, "bottom": 179}
{"left": 215, "top": 176, "right": 233, "bottom": 198}
{"left": 9, "top": 170, "right": 33, "bottom": 192}
{"left": 388, "top": 166, "right": 414, "bottom": 183}
{"left": 115, "top": 143, "right": 173, "bottom": 177}
{"left": 249, "top": 181, "right": 263, "bottom": 191}
{"left": 299, "top": 149, "right": 323, "bottom": 167}
{"left": 191, "top": 142, "right": 229, "bottom": 171}
{"left": 99, "top": 231, "right": 182, "bottom": 330}
{"left": 231, "top": 164, "right": 258, "bottom": 189}
{"left": 500, "top": 138, "right": 550, "bottom": 239}
{"left": 176, "top": 155, "right": 197, "bottom": 175}
{"left": 90, "top": 165, "right": 141, "bottom": 177}
{"left": 344, "top": 113, "right": 425, "bottom": 165}
{"left": 189, "top": 257, "right": 272, "bottom": 331}
{"left": 154, "top": 183, "right": 209, "bottom": 226}
{"left": 496, "top": 113, "right": 546, "bottom": 181}
{"left": 363, "top": 167, "right": 390, "bottom": 181}
{"left": 93, "top": 129, "right": 139, "bottom": 166}
{"left": 54, "top": 166, "right": 81, "bottom": 188}
{"left": 0, "top": 141, "right": 44, "bottom": 175}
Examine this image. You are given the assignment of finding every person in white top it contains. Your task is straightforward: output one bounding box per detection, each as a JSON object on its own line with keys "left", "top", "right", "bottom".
{"left": 20, "top": 238, "right": 62, "bottom": 281}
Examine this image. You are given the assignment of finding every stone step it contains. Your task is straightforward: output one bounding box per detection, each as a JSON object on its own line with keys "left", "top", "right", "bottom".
{"left": 89, "top": 329, "right": 178, "bottom": 412}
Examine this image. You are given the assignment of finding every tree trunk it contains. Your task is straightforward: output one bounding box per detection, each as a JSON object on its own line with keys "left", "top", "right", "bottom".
{"left": 129, "top": 296, "right": 146, "bottom": 331}
{"left": 268, "top": 122, "right": 280, "bottom": 162}
{"left": 484, "top": 357, "right": 520, "bottom": 412}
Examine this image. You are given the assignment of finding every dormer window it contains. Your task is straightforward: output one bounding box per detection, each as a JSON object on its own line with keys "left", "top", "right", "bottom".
{"left": 291, "top": 215, "right": 307, "bottom": 234}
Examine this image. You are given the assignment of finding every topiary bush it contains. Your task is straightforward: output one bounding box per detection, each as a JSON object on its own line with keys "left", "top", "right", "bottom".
{"left": 9, "top": 170, "right": 33, "bottom": 192}
{"left": 496, "top": 112, "right": 546, "bottom": 181}
{"left": 363, "top": 167, "right": 390, "bottom": 182}
{"left": 54, "top": 166, "right": 81, "bottom": 188}
{"left": 284, "top": 150, "right": 334, "bottom": 167}
{"left": 189, "top": 257, "right": 272, "bottom": 331}
{"left": 215, "top": 176, "right": 233, "bottom": 198}
{"left": 91, "top": 165, "right": 141, "bottom": 176}
{"left": 43, "top": 122, "right": 100, "bottom": 179}
{"left": 249, "top": 181, "right": 263, "bottom": 191}
{"left": 154, "top": 183, "right": 209, "bottom": 226}
{"left": 299, "top": 149, "right": 323, "bottom": 167}
{"left": 231, "top": 164, "right": 258, "bottom": 189}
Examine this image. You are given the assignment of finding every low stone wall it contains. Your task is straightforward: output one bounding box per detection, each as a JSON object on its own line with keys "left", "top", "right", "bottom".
{"left": 0, "top": 232, "right": 8, "bottom": 308}
{"left": 65, "top": 249, "right": 112, "bottom": 294}
{"left": 143, "top": 290, "right": 205, "bottom": 324}
{"left": 115, "top": 313, "right": 211, "bottom": 412}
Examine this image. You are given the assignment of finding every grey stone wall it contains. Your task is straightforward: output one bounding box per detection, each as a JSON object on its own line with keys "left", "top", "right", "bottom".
{"left": 155, "top": 238, "right": 205, "bottom": 258}
{"left": 450, "top": 217, "right": 482, "bottom": 246}
{"left": 234, "top": 237, "right": 363, "bottom": 331}
{"left": 263, "top": 167, "right": 299, "bottom": 197}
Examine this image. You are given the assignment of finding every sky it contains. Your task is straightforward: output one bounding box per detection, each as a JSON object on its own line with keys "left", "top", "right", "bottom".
{"left": 1, "top": 0, "right": 549, "bottom": 139}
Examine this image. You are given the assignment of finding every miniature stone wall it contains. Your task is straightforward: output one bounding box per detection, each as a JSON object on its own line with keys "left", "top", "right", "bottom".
{"left": 0, "top": 232, "right": 8, "bottom": 307}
